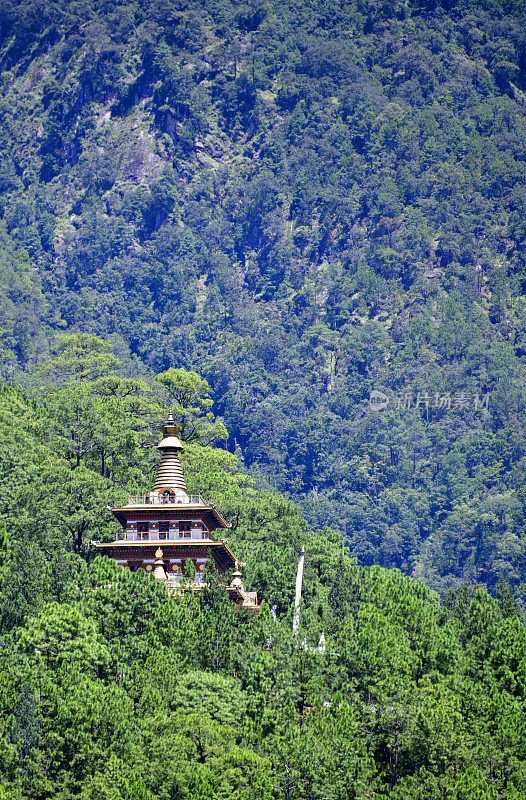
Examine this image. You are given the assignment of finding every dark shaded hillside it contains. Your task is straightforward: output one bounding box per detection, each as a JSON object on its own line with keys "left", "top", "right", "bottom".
{"left": 0, "top": 0, "right": 525, "bottom": 593}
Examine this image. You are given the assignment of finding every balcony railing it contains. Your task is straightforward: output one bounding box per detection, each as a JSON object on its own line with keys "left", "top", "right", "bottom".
{"left": 166, "top": 575, "right": 207, "bottom": 594}
{"left": 166, "top": 574, "right": 206, "bottom": 586}
{"left": 116, "top": 530, "right": 210, "bottom": 542}
{"left": 123, "top": 494, "right": 206, "bottom": 506}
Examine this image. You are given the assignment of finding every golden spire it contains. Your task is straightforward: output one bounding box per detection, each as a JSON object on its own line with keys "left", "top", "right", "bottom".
{"left": 162, "top": 413, "right": 180, "bottom": 437}
{"left": 153, "top": 413, "right": 187, "bottom": 494}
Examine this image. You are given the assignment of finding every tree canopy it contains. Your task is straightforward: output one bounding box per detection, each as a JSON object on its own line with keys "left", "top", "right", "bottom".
{"left": 0, "top": 373, "right": 524, "bottom": 798}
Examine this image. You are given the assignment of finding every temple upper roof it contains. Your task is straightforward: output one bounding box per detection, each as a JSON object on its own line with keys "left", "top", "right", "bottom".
{"left": 153, "top": 413, "right": 187, "bottom": 493}
{"left": 108, "top": 411, "right": 229, "bottom": 528}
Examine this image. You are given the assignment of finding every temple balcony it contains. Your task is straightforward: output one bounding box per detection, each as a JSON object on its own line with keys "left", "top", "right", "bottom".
{"left": 124, "top": 494, "right": 206, "bottom": 506}
{"left": 166, "top": 573, "right": 206, "bottom": 586}
{"left": 116, "top": 530, "right": 211, "bottom": 542}
{"left": 165, "top": 575, "right": 207, "bottom": 595}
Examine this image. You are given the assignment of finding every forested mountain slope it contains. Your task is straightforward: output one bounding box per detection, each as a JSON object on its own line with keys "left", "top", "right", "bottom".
{"left": 0, "top": 377, "right": 525, "bottom": 799}
{"left": 0, "top": 0, "right": 526, "bottom": 593}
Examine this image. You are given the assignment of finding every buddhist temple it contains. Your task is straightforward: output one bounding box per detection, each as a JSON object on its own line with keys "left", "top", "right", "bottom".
{"left": 94, "top": 414, "right": 259, "bottom": 607}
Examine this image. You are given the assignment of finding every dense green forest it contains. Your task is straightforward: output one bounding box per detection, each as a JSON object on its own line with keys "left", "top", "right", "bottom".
{"left": 1, "top": 0, "right": 526, "bottom": 595}
{"left": 1, "top": 0, "right": 526, "bottom": 790}
{"left": 1, "top": 0, "right": 526, "bottom": 796}
{"left": 0, "top": 356, "right": 525, "bottom": 799}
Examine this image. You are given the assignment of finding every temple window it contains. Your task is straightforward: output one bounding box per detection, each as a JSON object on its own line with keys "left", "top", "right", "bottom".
{"left": 137, "top": 522, "right": 149, "bottom": 540}
{"left": 179, "top": 521, "right": 191, "bottom": 538}
{"left": 159, "top": 522, "right": 169, "bottom": 539}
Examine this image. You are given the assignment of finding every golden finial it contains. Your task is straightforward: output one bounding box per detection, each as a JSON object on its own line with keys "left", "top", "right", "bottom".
{"left": 162, "top": 413, "right": 181, "bottom": 437}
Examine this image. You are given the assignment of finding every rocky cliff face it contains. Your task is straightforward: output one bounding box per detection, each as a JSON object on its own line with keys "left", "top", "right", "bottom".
{"left": 1, "top": 0, "right": 526, "bottom": 594}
